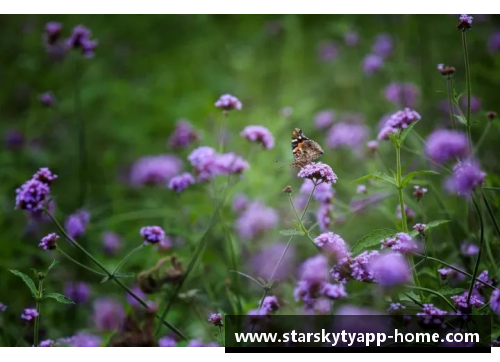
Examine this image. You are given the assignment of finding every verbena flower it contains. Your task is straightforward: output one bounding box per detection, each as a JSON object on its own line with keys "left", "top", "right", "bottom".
{"left": 214, "top": 94, "right": 242, "bottom": 111}
{"left": 208, "top": 313, "right": 223, "bottom": 326}
{"left": 316, "top": 203, "right": 333, "bottom": 232}
{"left": 367, "top": 140, "right": 378, "bottom": 152}
{"left": 65, "top": 209, "right": 90, "bottom": 239}
{"left": 490, "top": 289, "right": 500, "bottom": 314}
{"left": 261, "top": 296, "right": 280, "bottom": 313}
{"left": 461, "top": 241, "right": 479, "bottom": 256}
{"left": 344, "top": 31, "right": 359, "bottom": 46}
{"left": 474, "top": 270, "right": 495, "bottom": 291}
{"left": 363, "top": 54, "right": 383, "bottom": 75}
{"left": 381, "top": 232, "right": 418, "bottom": 254}
{"left": 314, "top": 110, "right": 335, "bottom": 130}
{"left": 130, "top": 155, "right": 183, "bottom": 187}
{"left": 188, "top": 147, "right": 249, "bottom": 181}
{"left": 15, "top": 179, "right": 50, "bottom": 212}
{"left": 167, "top": 120, "right": 200, "bottom": 149}
{"left": 437, "top": 63, "right": 456, "bottom": 76}
{"left": 488, "top": 31, "right": 500, "bottom": 53}
{"left": 102, "top": 231, "right": 122, "bottom": 256}
{"left": 250, "top": 243, "right": 295, "bottom": 281}
{"left": 356, "top": 185, "right": 367, "bottom": 194}
{"left": 314, "top": 232, "right": 349, "bottom": 263}
{"left": 299, "top": 254, "right": 329, "bottom": 284}
{"left": 44, "top": 22, "right": 63, "bottom": 44}
{"left": 168, "top": 173, "right": 195, "bottom": 193}
{"left": 64, "top": 282, "right": 90, "bottom": 304}
{"left": 70, "top": 333, "right": 102, "bottom": 347}
{"left": 68, "top": 25, "right": 98, "bottom": 58}
{"left": 396, "top": 204, "right": 415, "bottom": 221}
{"left": 300, "top": 179, "right": 334, "bottom": 203}
{"left": 350, "top": 250, "right": 379, "bottom": 282}
{"left": 446, "top": 160, "right": 486, "bottom": 196}
{"left": 384, "top": 82, "right": 419, "bottom": 108}
{"left": 378, "top": 108, "right": 421, "bottom": 140}
{"left": 235, "top": 201, "right": 278, "bottom": 240}
{"left": 413, "top": 185, "right": 428, "bottom": 200}
{"left": 318, "top": 41, "right": 339, "bottom": 62}
{"left": 297, "top": 162, "right": 338, "bottom": 185}
{"left": 39, "top": 92, "right": 55, "bottom": 107}
{"left": 460, "top": 95, "right": 481, "bottom": 113}
{"left": 0, "top": 303, "right": 7, "bottom": 312}
{"left": 457, "top": 14, "right": 473, "bottom": 31}
{"left": 320, "top": 283, "right": 347, "bottom": 299}
{"left": 21, "top": 308, "right": 38, "bottom": 321}
{"left": 4, "top": 129, "right": 25, "bottom": 150}
{"left": 451, "top": 291, "right": 484, "bottom": 312}
{"left": 232, "top": 193, "right": 249, "bottom": 214}
{"left": 33, "top": 167, "right": 58, "bottom": 185}
{"left": 388, "top": 302, "right": 406, "bottom": 313}
{"left": 93, "top": 298, "right": 125, "bottom": 331}
{"left": 140, "top": 226, "right": 165, "bottom": 244}
{"left": 369, "top": 252, "right": 410, "bottom": 286}
{"left": 158, "top": 336, "right": 176, "bottom": 347}
{"left": 39, "top": 232, "right": 59, "bottom": 250}
{"left": 39, "top": 339, "right": 55, "bottom": 347}
{"left": 372, "top": 33, "right": 393, "bottom": 59}
{"left": 326, "top": 122, "right": 369, "bottom": 149}
{"left": 417, "top": 304, "right": 448, "bottom": 327}
{"left": 213, "top": 152, "right": 249, "bottom": 176}
{"left": 413, "top": 223, "right": 427, "bottom": 236}
{"left": 240, "top": 125, "right": 275, "bottom": 149}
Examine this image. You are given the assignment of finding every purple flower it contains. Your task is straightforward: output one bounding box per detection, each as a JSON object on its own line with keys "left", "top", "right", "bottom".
{"left": 93, "top": 298, "right": 125, "bottom": 331}
{"left": 396, "top": 204, "right": 415, "bottom": 221}
{"left": 214, "top": 94, "right": 242, "bottom": 111}
{"left": 39, "top": 233, "right": 59, "bottom": 250}
{"left": 208, "top": 313, "right": 223, "bottom": 326}
{"left": 356, "top": 185, "right": 367, "bottom": 194}
{"left": 158, "top": 336, "right": 176, "bottom": 347}
{"left": 369, "top": 252, "right": 410, "bottom": 286}
{"left": 384, "top": 82, "right": 419, "bottom": 108}
{"left": 235, "top": 201, "right": 278, "bottom": 240}
{"left": 187, "top": 339, "right": 218, "bottom": 347}
{"left": 39, "top": 92, "right": 55, "bottom": 107}
{"left": 33, "top": 167, "right": 58, "bottom": 185}
{"left": 213, "top": 152, "right": 250, "bottom": 176}
{"left": 140, "top": 225, "right": 165, "bottom": 244}
{"left": 168, "top": 173, "right": 195, "bottom": 193}
{"left": 326, "top": 122, "right": 369, "bottom": 150}
{"left": 188, "top": 146, "right": 217, "bottom": 180}
{"left": 39, "top": 339, "right": 55, "bottom": 347}
{"left": 417, "top": 304, "right": 448, "bottom": 326}
{"left": 68, "top": 25, "right": 91, "bottom": 48}
{"left": 474, "top": 270, "right": 494, "bottom": 291}
{"left": 451, "top": 291, "right": 484, "bottom": 312}
{"left": 44, "top": 22, "right": 63, "bottom": 44}
{"left": 320, "top": 283, "right": 347, "bottom": 299}
{"left": 250, "top": 243, "right": 295, "bottom": 281}
{"left": 15, "top": 179, "right": 50, "bottom": 212}
{"left": 316, "top": 202, "right": 333, "bottom": 232}
{"left": 413, "top": 185, "right": 428, "bottom": 201}
{"left": 437, "top": 63, "right": 456, "bottom": 76}
{"left": 261, "top": 296, "right": 280, "bottom": 313}
{"left": 4, "top": 129, "right": 25, "bottom": 150}
{"left": 381, "top": 232, "right": 418, "bottom": 254}
{"left": 350, "top": 250, "right": 379, "bottom": 282}
{"left": 299, "top": 255, "right": 329, "bottom": 284}
{"left": 490, "top": 289, "right": 500, "bottom": 314}
{"left": 460, "top": 95, "right": 481, "bottom": 113}
{"left": 446, "top": 160, "right": 486, "bottom": 196}
{"left": 0, "top": 303, "right": 6, "bottom": 312}
{"left": 363, "top": 54, "right": 384, "bottom": 75}
{"left": 102, "top": 231, "right": 122, "bottom": 256}
{"left": 300, "top": 179, "right": 334, "bottom": 203}
{"left": 240, "top": 125, "right": 275, "bottom": 149}
{"left": 125, "top": 286, "right": 154, "bottom": 309}
{"left": 318, "top": 41, "right": 339, "bottom": 62}
{"left": 372, "top": 34, "right": 393, "bottom": 59}
{"left": 458, "top": 14, "right": 473, "bottom": 31}
{"left": 64, "top": 282, "right": 90, "bottom": 304}
{"left": 388, "top": 302, "right": 406, "bottom": 313}
{"left": 413, "top": 223, "right": 427, "bottom": 236}
{"left": 314, "top": 232, "right": 349, "bottom": 263}
{"left": 297, "top": 162, "right": 338, "bottom": 185}
{"left": 488, "top": 31, "right": 500, "bottom": 53}
{"left": 425, "top": 130, "right": 469, "bottom": 164}
{"left": 344, "top": 31, "right": 359, "bottom": 46}
{"left": 21, "top": 308, "right": 38, "bottom": 321}
{"left": 314, "top": 110, "right": 336, "bottom": 130}
{"left": 461, "top": 241, "right": 479, "bottom": 256}
{"left": 130, "top": 154, "right": 183, "bottom": 187}
{"left": 232, "top": 193, "right": 249, "bottom": 214}
{"left": 65, "top": 209, "right": 90, "bottom": 239}
{"left": 71, "top": 333, "right": 102, "bottom": 347}
{"left": 167, "top": 120, "right": 200, "bottom": 149}
{"left": 378, "top": 108, "right": 421, "bottom": 140}
{"left": 367, "top": 140, "right": 378, "bottom": 152}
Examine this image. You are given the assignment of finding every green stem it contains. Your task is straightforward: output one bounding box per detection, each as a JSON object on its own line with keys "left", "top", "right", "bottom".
{"left": 396, "top": 146, "right": 407, "bottom": 232}
{"left": 461, "top": 31, "right": 472, "bottom": 151}
{"left": 219, "top": 325, "right": 225, "bottom": 347}
{"left": 481, "top": 188, "right": 500, "bottom": 239}
{"left": 446, "top": 77, "right": 456, "bottom": 130}
{"left": 468, "top": 195, "right": 484, "bottom": 306}
{"left": 474, "top": 122, "right": 491, "bottom": 156}
{"left": 405, "top": 285, "right": 457, "bottom": 312}
{"left": 111, "top": 244, "right": 145, "bottom": 276}
{"left": 219, "top": 111, "right": 228, "bottom": 153}
{"left": 33, "top": 277, "right": 44, "bottom": 347}
{"left": 56, "top": 247, "right": 106, "bottom": 276}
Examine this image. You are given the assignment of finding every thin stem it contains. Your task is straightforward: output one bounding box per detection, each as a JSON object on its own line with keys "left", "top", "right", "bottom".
{"left": 405, "top": 285, "right": 457, "bottom": 312}
{"left": 111, "top": 244, "right": 145, "bottom": 276}
{"left": 219, "top": 111, "right": 228, "bottom": 153}
{"left": 474, "top": 122, "right": 491, "bottom": 156}
{"left": 218, "top": 325, "right": 225, "bottom": 347}
{"left": 483, "top": 186, "right": 500, "bottom": 191}
{"left": 461, "top": 31, "right": 472, "bottom": 151}
{"left": 468, "top": 195, "right": 484, "bottom": 306}
{"left": 396, "top": 146, "right": 407, "bottom": 232}
{"left": 75, "top": 62, "right": 87, "bottom": 207}
{"left": 446, "top": 77, "right": 456, "bottom": 130}
{"left": 481, "top": 188, "right": 500, "bottom": 239}
{"left": 33, "top": 277, "right": 44, "bottom": 347}
{"left": 56, "top": 247, "right": 106, "bottom": 276}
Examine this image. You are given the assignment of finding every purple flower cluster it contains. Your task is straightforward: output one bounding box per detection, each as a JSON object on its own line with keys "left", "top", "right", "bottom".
{"left": 446, "top": 160, "right": 486, "bottom": 197}
{"left": 413, "top": 185, "right": 427, "bottom": 200}
{"left": 349, "top": 250, "right": 379, "bottom": 282}
{"left": 490, "top": 289, "right": 500, "bottom": 314}
{"left": 68, "top": 25, "right": 98, "bottom": 58}
{"left": 188, "top": 146, "right": 249, "bottom": 181}
{"left": 39, "top": 339, "right": 55, "bottom": 347}
{"left": 488, "top": 31, "right": 500, "bottom": 53}
{"left": 314, "top": 232, "right": 349, "bottom": 263}
{"left": 240, "top": 125, "right": 275, "bottom": 149}
{"left": 387, "top": 302, "right": 406, "bottom": 313}
{"left": 300, "top": 179, "right": 334, "bottom": 203}
{"left": 326, "top": 122, "right": 369, "bottom": 150}
{"left": 168, "top": 173, "right": 195, "bottom": 193}
{"left": 235, "top": 200, "right": 278, "bottom": 240}
{"left": 130, "top": 154, "right": 183, "bottom": 187}
{"left": 314, "top": 110, "right": 336, "bottom": 130}
{"left": 384, "top": 82, "right": 419, "bottom": 108}
{"left": 363, "top": 54, "right": 384, "bottom": 75}
{"left": 378, "top": 108, "right": 421, "bottom": 140}
{"left": 232, "top": 193, "right": 249, "bottom": 214}
{"left": 187, "top": 339, "right": 219, "bottom": 347}
{"left": 140, "top": 226, "right": 165, "bottom": 244}
{"left": 297, "top": 162, "right": 338, "bottom": 185}
{"left": 65, "top": 209, "right": 90, "bottom": 239}
{"left": 15, "top": 168, "right": 57, "bottom": 212}
{"left": 215, "top": 94, "right": 242, "bottom": 111}
{"left": 70, "top": 333, "right": 102, "bottom": 347}
{"left": 372, "top": 34, "right": 393, "bottom": 59}
{"left": 316, "top": 202, "right": 334, "bottom": 232}
{"left": 167, "top": 120, "right": 200, "bottom": 149}
{"left": 102, "top": 231, "right": 122, "bottom": 256}
{"left": 208, "top": 313, "right": 223, "bottom": 326}
{"left": 64, "top": 282, "right": 91, "bottom": 304}
{"left": 413, "top": 223, "right": 426, "bottom": 236}
{"left": 44, "top": 22, "right": 98, "bottom": 59}
{"left": 158, "top": 336, "right": 176, "bottom": 347}
{"left": 261, "top": 296, "right": 280, "bottom": 313}
{"left": 396, "top": 204, "right": 415, "bottom": 221}
{"left": 461, "top": 241, "right": 479, "bottom": 256}
{"left": 21, "top": 308, "right": 38, "bottom": 321}
{"left": 93, "top": 298, "right": 125, "bottom": 331}
{"left": 460, "top": 95, "right": 482, "bottom": 113}
{"left": 381, "top": 233, "right": 418, "bottom": 254}
{"left": 0, "top": 303, "right": 7, "bottom": 312}
{"left": 39, "top": 92, "right": 55, "bottom": 107}
{"left": 369, "top": 252, "right": 410, "bottom": 286}
{"left": 457, "top": 14, "right": 473, "bottom": 31}
{"left": 451, "top": 291, "right": 484, "bottom": 312}
{"left": 39, "top": 232, "right": 59, "bottom": 250}
{"left": 250, "top": 243, "right": 295, "bottom": 281}
{"left": 344, "top": 31, "right": 359, "bottom": 46}
{"left": 417, "top": 304, "right": 448, "bottom": 326}
{"left": 318, "top": 41, "right": 339, "bottom": 62}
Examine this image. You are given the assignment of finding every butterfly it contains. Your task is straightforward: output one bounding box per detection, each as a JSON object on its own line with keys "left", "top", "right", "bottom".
{"left": 291, "top": 128, "right": 324, "bottom": 168}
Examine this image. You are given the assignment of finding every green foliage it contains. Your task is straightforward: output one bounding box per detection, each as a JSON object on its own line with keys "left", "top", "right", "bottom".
{"left": 351, "top": 228, "right": 398, "bottom": 255}
{"left": 9, "top": 270, "right": 38, "bottom": 299}
{"left": 353, "top": 172, "right": 397, "bottom": 187}
{"left": 44, "top": 292, "right": 75, "bottom": 304}
{"left": 401, "top": 170, "right": 439, "bottom": 188}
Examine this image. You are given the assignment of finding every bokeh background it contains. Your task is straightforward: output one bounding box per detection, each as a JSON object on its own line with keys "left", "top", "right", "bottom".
{"left": 1, "top": 14, "right": 500, "bottom": 346}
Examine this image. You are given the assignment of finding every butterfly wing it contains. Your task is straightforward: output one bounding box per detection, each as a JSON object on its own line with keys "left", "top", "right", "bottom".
{"left": 292, "top": 139, "right": 324, "bottom": 168}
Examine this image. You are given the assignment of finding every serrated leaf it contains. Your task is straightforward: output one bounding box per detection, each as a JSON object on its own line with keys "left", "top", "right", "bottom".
{"left": 351, "top": 228, "right": 398, "bottom": 255}
{"left": 399, "top": 121, "right": 419, "bottom": 146}
{"left": 438, "top": 287, "right": 465, "bottom": 296}
{"left": 401, "top": 170, "right": 439, "bottom": 188}
{"left": 353, "top": 172, "right": 397, "bottom": 187}
{"left": 100, "top": 276, "right": 110, "bottom": 284}
{"left": 9, "top": 270, "right": 38, "bottom": 298}
{"left": 425, "top": 220, "right": 451, "bottom": 231}
{"left": 44, "top": 292, "right": 74, "bottom": 304}
{"left": 453, "top": 114, "right": 467, "bottom": 125}
{"left": 279, "top": 229, "right": 305, "bottom": 236}
{"left": 45, "top": 260, "right": 59, "bottom": 275}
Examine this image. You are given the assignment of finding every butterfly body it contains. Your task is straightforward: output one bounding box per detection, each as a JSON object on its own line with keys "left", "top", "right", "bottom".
{"left": 291, "top": 128, "right": 324, "bottom": 168}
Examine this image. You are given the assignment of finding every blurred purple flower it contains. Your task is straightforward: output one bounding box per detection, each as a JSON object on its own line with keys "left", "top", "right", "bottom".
{"left": 44, "top": 22, "right": 62, "bottom": 45}
{"left": 214, "top": 152, "right": 249, "bottom": 176}
{"left": 102, "top": 231, "right": 122, "bottom": 256}
{"left": 126, "top": 286, "right": 148, "bottom": 308}
{"left": 314, "top": 110, "right": 336, "bottom": 130}
{"left": 39, "top": 92, "right": 55, "bottom": 107}
{"left": 140, "top": 225, "right": 165, "bottom": 244}
{"left": 39, "top": 233, "right": 59, "bottom": 250}
{"left": 4, "top": 129, "right": 25, "bottom": 150}
{"left": 21, "top": 308, "right": 38, "bottom": 321}
{"left": 417, "top": 304, "right": 447, "bottom": 326}
{"left": 413, "top": 185, "right": 428, "bottom": 201}
{"left": 15, "top": 179, "right": 50, "bottom": 212}
{"left": 65, "top": 209, "right": 90, "bottom": 239}
{"left": 356, "top": 185, "right": 367, "bottom": 194}
{"left": 326, "top": 122, "right": 369, "bottom": 150}
{"left": 318, "top": 41, "right": 339, "bottom": 62}
{"left": 457, "top": 14, "right": 473, "bottom": 31}
{"left": 490, "top": 289, "right": 500, "bottom": 314}
{"left": 344, "top": 31, "right": 359, "bottom": 46}
{"left": 461, "top": 241, "right": 479, "bottom": 256}
{"left": 460, "top": 95, "right": 481, "bottom": 113}
{"left": 488, "top": 31, "right": 500, "bottom": 53}
{"left": 240, "top": 125, "right": 275, "bottom": 149}
{"left": 167, "top": 120, "right": 200, "bottom": 149}
{"left": 297, "top": 162, "right": 337, "bottom": 185}
{"left": 369, "top": 252, "right": 410, "bottom": 286}
{"left": 316, "top": 202, "right": 333, "bottom": 232}
{"left": 215, "top": 94, "right": 242, "bottom": 111}
{"left": 350, "top": 250, "right": 379, "bottom": 282}
{"left": 261, "top": 296, "right": 280, "bottom": 313}
{"left": 381, "top": 232, "right": 418, "bottom": 254}
{"left": 378, "top": 108, "right": 421, "bottom": 140}
{"left": 158, "top": 336, "right": 176, "bottom": 347}
{"left": 33, "top": 167, "right": 58, "bottom": 185}
{"left": 168, "top": 173, "right": 195, "bottom": 193}
{"left": 367, "top": 140, "right": 378, "bottom": 152}
{"left": 68, "top": 25, "right": 98, "bottom": 57}
{"left": 384, "top": 82, "right": 419, "bottom": 108}
{"left": 451, "top": 291, "right": 484, "bottom": 312}
{"left": 446, "top": 160, "right": 486, "bottom": 197}
{"left": 300, "top": 179, "right": 334, "bottom": 203}
{"left": 250, "top": 242, "right": 295, "bottom": 281}
{"left": 413, "top": 223, "right": 426, "bottom": 236}
{"left": 396, "top": 203, "right": 415, "bottom": 221}
{"left": 39, "top": 339, "right": 55, "bottom": 347}
{"left": 130, "top": 154, "right": 183, "bottom": 187}
{"left": 314, "top": 232, "right": 349, "bottom": 263}
{"left": 235, "top": 201, "right": 278, "bottom": 240}
{"left": 363, "top": 54, "right": 383, "bottom": 75}
{"left": 0, "top": 303, "right": 6, "bottom": 312}
{"left": 372, "top": 34, "right": 393, "bottom": 59}
{"left": 71, "top": 333, "right": 102, "bottom": 347}
{"left": 64, "top": 282, "right": 91, "bottom": 304}
{"left": 298, "top": 254, "right": 329, "bottom": 284}
{"left": 388, "top": 302, "right": 406, "bottom": 313}
{"left": 425, "top": 129, "right": 468, "bottom": 164}
{"left": 187, "top": 339, "right": 218, "bottom": 347}
{"left": 232, "top": 193, "right": 249, "bottom": 214}
{"left": 93, "top": 298, "right": 125, "bottom": 331}
{"left": 188, "top": 147, "right": 248, "bottom": 181}
{"left": 208, "top": 313, "right": 223, "bottom": 326}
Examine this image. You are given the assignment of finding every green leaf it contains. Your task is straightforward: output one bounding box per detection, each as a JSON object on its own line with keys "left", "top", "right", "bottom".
{"left": 9, "top": 270, "right": 38, "bottom": 298}
{"left": 279, "top": 229, "right": 305, "bottom": 236}
{"left": 387, "top": 132, "right": 399, "bottom": 148}
{"left": 401, "top": 170, "right": 439, "bottom": 188}
{"left": 351, "top": 228, "right": 398, "bottom": 255}
{"left": 100, "top": 276, "right": 110, "bottom": 284}
{"left": 438, "top": 287, "right": 465, "bottom": 296}
{"left": 353, "top": 172, "right": 397, "bottom": 187}
{"left": 44, "top": 292, "right": 74, "bottom": 304}
{"left": 45, "top": 260, "right": 59, "bottom": 275}
{"left": 229, "top": 270, "right": 264, "bottom": 288}
{"left": 399, "top": 121, "right": 419, "bottom": 146}
{"left": 410, "top": 219, "right": 450, "bottom": 237}
{"left": 453, "top": 114, "right": 467, "bottom": 125}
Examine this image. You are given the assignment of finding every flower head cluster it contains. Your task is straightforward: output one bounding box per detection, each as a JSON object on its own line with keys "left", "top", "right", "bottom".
{"left": 489, "top": 32, "right": 500, "bottom": 53}
{"left": 168, "top": 173, "right": 195, "bottom": 193}
{"left": 68, "top": 25, "right": 98, "bottom": 58}
{"left": 349, "top": 250, "right": 379, "bottom": 282}
{"left": 413, "top": 223, "right": 427, "bottom": 236}
{"left": 21, "top": 308, "right": 39, "bottom": 321}
{"left": 39, "top": 92, "right": 55, "bottom": 107}
{"left": 250, "top": 243, "right": 295, "bottom": 282}
{"left": 158, "top": 336, "right": 176, "bottom": 347}
{"left": 326, "top": 122, "right": 369, "bottom": 150}
{"left": 261, "top": 296, "right": 280, "bottom": 313}
{"left": 437, "top": 63, "right": 456, "bottom": 77}
{"left": 0, "top": 303, "right": 7, "bottom": 312}
{"left": 451, "top": 291, "right": 484, "bottom": 313}
{"left": 388, "top": 302, "right": 406, "bottom": 313}
{"left": 314, "top": 110, "right": 336, "bottom": 130}
{"left": 65, "top": 209, "right": 90, "bottom": 239}
{"left": 235, "top": 201, "right": 278, "bottom": 240}
{"left": 15, "top": 168, "right": 57, "bottom": 212}
{"left": 381, "top": 233, "right": 418, "bottom": 254}
{"left": 474, "top": 270, "right": 495, "bottom": 291}
{"left": 39, "top": 232, "right": 59, "bottom": 250}
{"left": 384, "top": 82, "right": 419, "bottom": 108}
{"left": 446, "top": 160, "right": 486, "bottom": 197}
{"left": 39, "top": 339, "right": 55, "bottom": 347}
{"left": 425, "top": 129, "right": 468, "bottom": 164}
{"left": 413, "top": 185, "right": 428, "bottom": 201}
{"left": 369, "top": 252, "right": 410, "bottom": 286}
{"left": 396, "top": 204, "right": 415, "bottom": 221}
{"left": 417, "top": 304, "right": 448, "bottom": 327}
{"left": 316, "top": 202, "right": 334, "bottom": 232}
{"left": 457, "top": 14, "right": 473, "bottom": 31}
{"left": 102, "top": 231, "right": 122, "bottom": 256}
{"left": 378, "top": 108, "right": 421, "bottom": 140}
{"left": 93, "top": 298, "right": 125, "bottom": 331}
{"left": 187, "top": 339, "right": 219, "bottom": 347}
{"left": 297, "top": 162, "right": 337, "bottom": 185}
{"left": 372, "top": 34, "right": 393, "bottom": 59}
{"left": 461, "top": 241, "right": 479, "bottom": 256}
{"left": 300, "top": 179, "right": 334, "bottom": 203}
{"left": 240, "top": 125, "right": 275, "bottom": 149}
{"left": 490, "top": 289, "right": 500, "bottom": 314}
{"left": 70, "top": 333, "right": 102, "bottom": 347}
{"left": 140, "top": 226, "right": 165, "bottom": 244}
{"left": 318, "top": 41, "right": 339, "bottom": 62}
{"left": 363, "top": 54, "right": 384, "bottom": 75}
{"left": 188, "top": 146, "right": 249, "bottom": 181}
{"left": 460, "top": 96, "right": 482, "bottom": 113}
{"left": 167, "top": 120, "right": 200, "bottom": 149}
{"left": 130, "top": 154, "right": 183, "bottom": 187}
{"left": 314, "top": 232, "right": 349, "bottom": 263}
{"left": 64, "top": 282, "right": 91, "bottom": 304}
{"left": 208, "top": 313, "right": 223, "bottom": 326}
{"left": 214, "top": 94, "right": 242, "bottom": 111}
